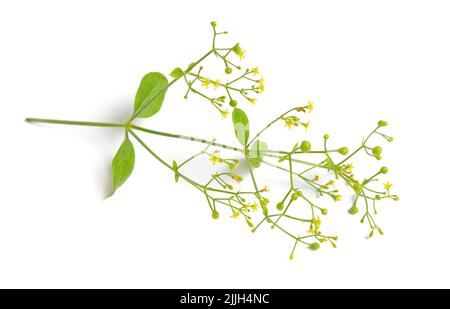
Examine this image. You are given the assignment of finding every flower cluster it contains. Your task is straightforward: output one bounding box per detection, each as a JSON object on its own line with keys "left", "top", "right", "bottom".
{"left": 177, "top": 22, "right": 264, "bottom": 118}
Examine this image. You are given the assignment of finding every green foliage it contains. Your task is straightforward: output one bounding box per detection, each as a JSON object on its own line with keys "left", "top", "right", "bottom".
{"left": 134, "top": 72, "right": 168, "bottom": 118}
{"left": 232, "top": 108, "right": 249, "bottom": 146}
{"left": 111, "top": 138, "right": 135, "bottom": 195}
{"left": 169, "top": 67, "right": 184, "bottom": 79}
{"left": 248, "top": 140, "right": 268, "bottom": 168}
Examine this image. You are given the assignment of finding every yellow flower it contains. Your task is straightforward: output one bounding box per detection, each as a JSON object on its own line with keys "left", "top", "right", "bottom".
{"left": 306, "top": 101, "right": 314, "bottom": 113}
{"left": 301, "top": 121, "right": 310, "bottom": 130}
{"left": 256, "top": 77, "right": 265, "bottom": 92}
{"left": 261, "top": 185, "right": 270, "bottom": 192}
{"left": 333, "top": 194, "right": 342, "bottom": 202}
{"left": 231, "top": 174, "right": 243, "bottom": 184}
{"left": 238, "top": 50, "right": 245, "bottom": 60}
{"left": 201, "top": 78, "right": 211, "bottom": 88}
{"left": 250, "top": 203, "right": 258, "bottom": 211}
{"left": 231, "top": 209, "right": 240, "bottom": 218}
{"left": 313, "top": 175, "right": 320, "bottom": 181}
{"left": 284, "top": 118, "right": 295, "bottom": 129}
{"left": 232, "top": 44, "right": 246, "bottom": 60}
{"left": 209, "top": 151, "right": 221, "bottom": 165}
{"left": 344, "top": 163, "right": 353, "bottom": 174}
{"left": 247, "top": 97, "right": 257, "bottom": 104}
{"left": 391, "top": 195, "right": 400, "bottom": 201}
{"left": 251, "top": 67, "right": 259, "bottom": 76}
{"left": 213, "top": 79, "right": 221, "bottom": 89}
{"left": 220, "top": 109, "right": 229, "bottom": 119}
{"left": 313, "top": 217, "right": 321, "bottom": 233}
{"left": 383, "top": 182, "right": 393, "bottom": 191}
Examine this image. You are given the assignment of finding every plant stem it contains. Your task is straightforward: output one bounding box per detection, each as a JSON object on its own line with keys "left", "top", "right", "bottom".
{"left": 25, "top": 118, "right": 125, "bottom": 128}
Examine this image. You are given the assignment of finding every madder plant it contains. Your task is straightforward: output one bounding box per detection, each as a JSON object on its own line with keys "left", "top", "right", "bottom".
{"left": 26, "top": 22, "right": 399, "bottom": 259}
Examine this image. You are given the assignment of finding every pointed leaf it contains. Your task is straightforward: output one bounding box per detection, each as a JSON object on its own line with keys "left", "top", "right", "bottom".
{"left": 111, "top": 138, "right": 135, "bottom": 194}
{"left": 232, "top": 108, "right": 250, "bottom": 146}
{"left": 169, "top": 67, "right": 184, "bottom": 79}
{"left": 134, "top": 72, "right": 169, "bottom": 118}
{"left": 248, "top": 140, "right": 268, "bottom": 168}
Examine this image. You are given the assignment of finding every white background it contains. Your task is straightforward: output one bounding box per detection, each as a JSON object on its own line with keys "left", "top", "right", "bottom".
{"left": 1, "top": 0, "right": 449, "bottom": 288}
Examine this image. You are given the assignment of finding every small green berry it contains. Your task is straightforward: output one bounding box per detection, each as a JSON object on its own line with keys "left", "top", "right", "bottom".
{"left": 309, "top": 242, "right": 320, "bottom": 250}
{"left": 211, "top": 21, "right": 217, "bottom": 27}
{"left": 291, "top": 193, "right": 298, "bottom": 201}
{"left": 229, "top": 100, "right": 238, "bottom": 107}
{"left": 276, "top": 202, "right": 284, "bottom": 211}
{"left": 289, "top": 253, "right": 294, "bottom": 260}
{"left": 349, "top": 207, "right": 359, "bottom": 215}
{"left": 375, "top": 194, "right": 381, "bottom": 200}
{"left": 380, "top": 166, "right": 389, "bottom": 174}
{"left": 323, "top": 134, "right": 329, "bottom": 140}
{"left": 372, "top": 146, "right": 382, "bottom": 157}
{"left": 212, "top": 211, "right": 219, "bottom": 219}
{"left": 321, "top": 208, "right": 328, "bottom": 215}
{"left": 378, "top": 120, "right": 388, "bottom": 127}
{"left": 225, "top": 67, "right": 233, "bottom": 74}
{"left": 299, "top": 140, "right": 311, "bottom": 152}
{"left": 338, "top": 147, "right": 349, "bottom": 155}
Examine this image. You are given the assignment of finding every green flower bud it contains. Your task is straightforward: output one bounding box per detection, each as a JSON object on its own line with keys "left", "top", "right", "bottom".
{"left": 378, "top": 120, "right": 388, "bottom": 127}
{"left": 299, "top": 140, "right": 311, "bottom": 152}
{"left": 309, "top": 242, "right": 320, "bottom": 250}
{"left": 378, "top": 227, "right": 384, "bottom": 235}
{"left": 369, "top": 230, "right": 374, "bottom": 238}
{"left": 349, "top": 207, "right": 359, "bottom": 215}
{"left": 289, "top": 253, "right": 294, "bottom": 260}
{"left": 338, "top": 147, "right": 349, "bottom": 155}
{"left": 246, "top": 220, "right": 254, "bottom": 228}
{"left": 291, "top": 193, "right": 298, "bottom": 201}
{"left": 380, "top": 166, "right": 389, "bottom": 174}
{"left": 321, "top": 208, "right": 328, "bottom": 215}
{"left": 229, "top": 100, "right": 238, "bottom": 107}
{"left": 372, "top": 146, "right": 382, "bottom": 157}
{"left": 323, "top": 134, "right": 329, "bottom": 140}
{"left": 225, "top": 67, "right": 233, "bottom": 74}
{"left": 211, "top": 21, "right": 217, "bottom": 27}
{"left": 375, "top": 194, "right": 381, "bottom": 200}
{"left": 212, "top": 211, "right": 220, "bottom": 219}
{"left": 276, "top": 202, "right": 284, "bottom": 211}
{"left": 262, "top": 205, "right": 268, "bottom": 216}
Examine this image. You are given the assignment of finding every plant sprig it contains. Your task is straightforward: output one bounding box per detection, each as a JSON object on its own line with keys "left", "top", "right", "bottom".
{"left": 25, "top": 21, "right": 398, "bottom": 260}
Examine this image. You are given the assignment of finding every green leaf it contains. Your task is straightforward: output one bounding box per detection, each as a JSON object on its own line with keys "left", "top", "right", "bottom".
{"left": 248, "top": 140, "right": 268, "bottom": 168}
{"left": 232, "top": 108, "right": 250, "bottom": 146}
{"left": 172, "top": 160, "right": 180, "bottom": 183}
{"left": 169, "top": 67, "right": 184, "bottom": 79}
{"left": 134, "top": 72, "right": 169, "bottom": 118}
{"left": 111, "top": 138, "right": 135, "bottom": 195}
